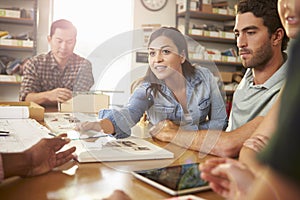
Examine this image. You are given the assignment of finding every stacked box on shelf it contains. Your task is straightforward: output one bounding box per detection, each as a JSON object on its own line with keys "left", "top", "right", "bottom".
{"left": 221, "top": 56, "right": 237, "bottom": 62}
{"left": 201, "top": 4, "right": 212, "bottom": 13}
{"left": 205, "top": 50, "right": 222, "bottom": 61}
{"left": 177, "top": 0, "right": 200, "bottom": 12}
{"left": 0, "top": 39, "right": 33, "bottom": 47}
{"left": 219, "top": 31, "right": 235, "bottom": 39}
{"left": 212, "top": 8, "right": 228, "bottom": 15}
{"left": 0, "top": 9, "right": 20, "bottom": 18}
{"left": 220, "top": 72, "right": 233, "bottom": 83}
{"left": 190, "top": 29, "right": 235, "bottom": 40}
{"left": 203, "top": 30, "right": 219, "bottom": 37}
{"left": 189, "top": 29, "right": 203, "bottom": 36}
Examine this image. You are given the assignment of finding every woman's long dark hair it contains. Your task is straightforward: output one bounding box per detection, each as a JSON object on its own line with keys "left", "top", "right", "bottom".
{"left": 143, "top": 27, "right": 195, "bottom": 98}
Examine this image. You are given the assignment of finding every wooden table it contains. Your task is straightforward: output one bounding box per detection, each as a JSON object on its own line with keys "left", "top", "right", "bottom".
{"left": 0, "top": 139, "right": 224, "bottom": 200}
{"left": 0, "top": 107, "right": 224, "bottom": 199}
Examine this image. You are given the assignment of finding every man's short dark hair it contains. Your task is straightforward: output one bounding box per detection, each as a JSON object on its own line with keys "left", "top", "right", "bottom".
{"left": 237, "top": 0, "right": 289, "bottom": 51}
{"left": 50, "top": 19, "right": 77, "bottom": 37}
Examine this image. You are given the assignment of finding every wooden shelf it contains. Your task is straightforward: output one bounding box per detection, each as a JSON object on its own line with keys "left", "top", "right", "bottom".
{"left": 0, "top": 81, "right": 21, "bottom": 85}
{"left": 188, "top": 34, "right": 236, "bottom": 44}
{"left": 177, "top": 11, "right": 235, "bottom": 21}
{"left": 0, "top": 0, "right": 37, "bottom": 60}
{"left": 0, "top": 45, "right": 34, "bottom": 52}
{"left": 0, "top": 16, "right": 34, "bottom": 25}
{"left": 176, "top": 2, "right": 242, "bottom": 89}
{"left": 191, "top": 59, "right": 242, "bottom": 67}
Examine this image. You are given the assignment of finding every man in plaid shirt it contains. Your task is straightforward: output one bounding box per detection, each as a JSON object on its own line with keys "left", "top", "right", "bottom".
{"left": 20, "top": 19, "right": 94, "bottom": 106}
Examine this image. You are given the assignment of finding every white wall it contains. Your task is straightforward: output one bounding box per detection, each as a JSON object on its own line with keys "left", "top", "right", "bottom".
{"left": 37, "top": 0, "right": 177, "bottom": 54}
{"left": 36, "top": 0, "right": 52, "bottom": 54}
{"left": 131, "top": 0, "right": 176, "bottom": 85}
{"left": 133, "top": 0, "right": 176, "bottom": 28}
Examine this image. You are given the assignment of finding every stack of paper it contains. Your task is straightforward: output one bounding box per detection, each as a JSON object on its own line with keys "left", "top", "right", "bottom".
{"left": 0, "top": 106, "right": 29, "bottom": 119}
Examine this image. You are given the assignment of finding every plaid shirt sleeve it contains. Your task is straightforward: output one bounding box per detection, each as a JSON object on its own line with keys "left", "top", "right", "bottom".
{"left": 19, "top": 59, "right": 40, "bottom": 101}
{"left": 73, "top": 59, "right": 94, "bottom": 91}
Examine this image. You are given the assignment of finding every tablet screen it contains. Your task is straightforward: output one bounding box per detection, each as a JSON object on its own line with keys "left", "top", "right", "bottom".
{"left": 132, "top": 163, "right": 210, "bottom": 195}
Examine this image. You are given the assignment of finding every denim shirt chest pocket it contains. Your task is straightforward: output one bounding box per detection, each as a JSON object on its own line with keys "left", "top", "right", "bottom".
{"left": 147, "top": 103, "right": 177, "bottom": 125}
{"left": 197, "top": 98, "right": 210, "bottom": 122}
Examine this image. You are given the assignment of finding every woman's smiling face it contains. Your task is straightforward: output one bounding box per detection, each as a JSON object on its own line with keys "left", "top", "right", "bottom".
{"left": 278, "top": 0, "right": 300, "bottom": 38}
{"left": 148, "top": 36, "right": 185, "bottom": 81}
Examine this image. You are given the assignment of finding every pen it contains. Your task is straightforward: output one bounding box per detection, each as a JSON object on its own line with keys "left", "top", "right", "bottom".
{"left": 0, "top": 130, "right": 10, "bottom": 136}
{"left": 48, "top": 132, "right": 57, "bottom": 137}
{"left": 48, "top": 132, "right": 112, "bottom": 140}
{"left": 75, "top": 134, "right": 112, "bottom": 140}
{"left": 0, "top": 130, "right": 9, "bottom": 133}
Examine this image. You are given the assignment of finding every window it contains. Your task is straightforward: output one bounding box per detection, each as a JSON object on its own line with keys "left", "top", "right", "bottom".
{"left": 52, "top": 0, "right": 134, "bottom": 107}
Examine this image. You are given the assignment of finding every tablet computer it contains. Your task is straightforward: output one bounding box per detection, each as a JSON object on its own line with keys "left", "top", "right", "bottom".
{"left": 131, "top": 163, "right": 210, "bottom": 196}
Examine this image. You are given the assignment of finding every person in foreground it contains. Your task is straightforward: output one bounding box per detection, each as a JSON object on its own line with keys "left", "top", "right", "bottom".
{"left": 0, "top": 134, "right": 76, "bottom": 181}
{"left": 149, "top": 0, "right": 289, "bottom": 158}
{"left": 200, "top": 0, "right": 300, "bottom": 199}
{"left": 19, "top": 19, "right": 94, "bottom": 106}
{"left": 239, "top": 0, "right": 300, "bottom": 171}
{"left": 76, "top": 27, "right": 228, "bottom": 138}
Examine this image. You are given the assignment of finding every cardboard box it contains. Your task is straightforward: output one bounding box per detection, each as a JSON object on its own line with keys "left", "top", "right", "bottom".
{"left": 220, "top": 72, "right": 233, "bottom": 83}
{"left": 233, "top": 72, "right": 244, "bottom": 83}
{"left": 59, "top": 93, "right": 110, "bottom": 113}
{"left": 0, "top": 101, "right": 45, "bottom": 121}
{"left": 201, "top": 4, "right": 212, "bottom": 13}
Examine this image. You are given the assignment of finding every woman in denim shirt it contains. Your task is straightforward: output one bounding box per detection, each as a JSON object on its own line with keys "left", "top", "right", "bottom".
{"left": 77, "top": 27, "right": 228, "bottom": 138}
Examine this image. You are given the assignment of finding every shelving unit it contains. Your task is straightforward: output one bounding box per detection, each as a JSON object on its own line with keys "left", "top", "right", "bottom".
{"left": 0, "top": 0, "right": 37, "bottom": 60}
{"left": 176, "top": 0, "right": 242, "bottom": 116}
{"left": 176, "top": 1, "right": 241, "bottom": 70}
{"left": 0, "top": 0, "right": 37, "bottom": 101}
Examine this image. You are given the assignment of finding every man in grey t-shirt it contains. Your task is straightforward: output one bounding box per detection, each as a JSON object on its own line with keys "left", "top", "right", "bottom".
{"left": 227, "top": 56, "right": 287, "bottom": 131}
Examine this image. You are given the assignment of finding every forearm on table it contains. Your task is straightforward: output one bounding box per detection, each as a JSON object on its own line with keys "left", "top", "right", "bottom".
{"left": 239, "top": 99, "right": 280, "bottom": 172}
{"left": 213, "top": 116, "right": 265, "bottom": 157}
{"left": 99, "top": 118, "right": 115, "bottom": 134}
{"left": 2, "top": 152, "right": 30, "bottom": 178}
{"left": 25, "top": 91, "right": 55, "bottom": 105}
{"left": 171, "top": 129, "right": 206, "bottom": 152}
{"left": 171, "top": 116, "right": 264, "bottom": 157}
{"left": 170, "top": 129, "right": 245, "bottom": 158}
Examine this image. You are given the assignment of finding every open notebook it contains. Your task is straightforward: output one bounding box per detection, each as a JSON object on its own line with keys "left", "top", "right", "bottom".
{"left": 70, "top": 137, "right": 174, "bottom": 163}
{"left": 44, "top": 112, "right": 174, "bottom": 163}
{"left": 0, "top": 117, "right": 173, "bottom": 162}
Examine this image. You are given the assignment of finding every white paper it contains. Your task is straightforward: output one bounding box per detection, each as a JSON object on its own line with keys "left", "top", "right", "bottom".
{"left": 0, "top": 119, "right": 50, "bottom": 152}
{"left": 0, "top": 106, "right": 29, "bottom": 119}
